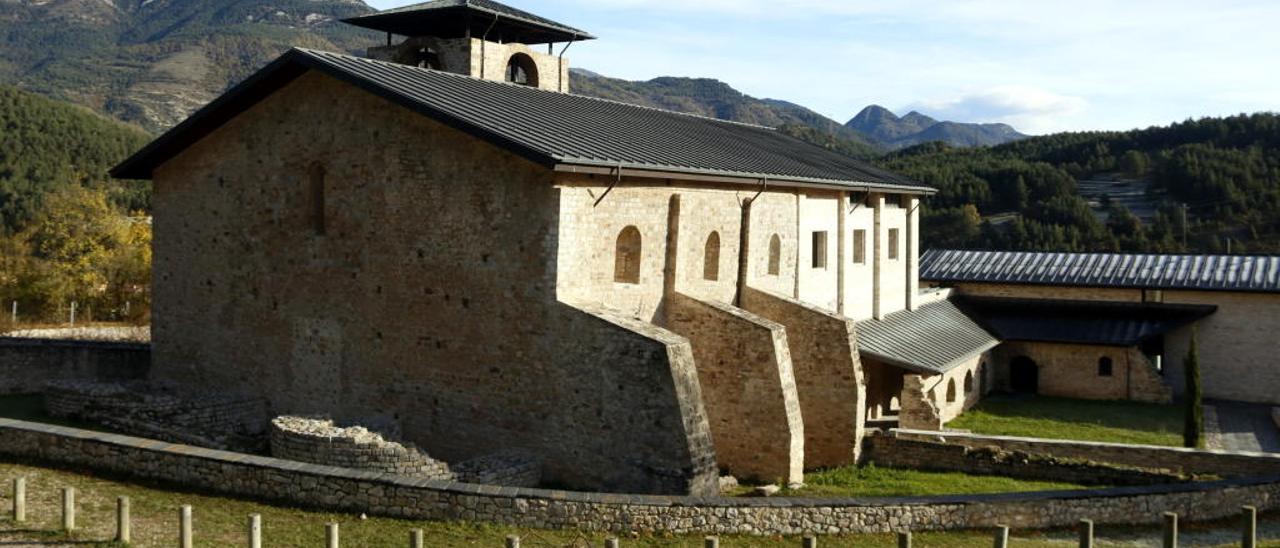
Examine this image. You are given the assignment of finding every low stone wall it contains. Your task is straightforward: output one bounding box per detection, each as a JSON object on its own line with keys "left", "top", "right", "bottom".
{"left": 2, "top": 418, "right": 1278, "bottom": 534}
{"left": 452, "top": 450, "right": 541, "bottom": 488}
{"left": 865, "top": 434, "right": 1188, "bottom": 486}
{"left": 0, "top": 338, "right": 149, "bottom": 395}
{"left": 893, "top": 429, "right": 1280, "bottom": 478}
{"left": 270, "top": 416, "right": 453, "bottom": 480}
{"left": 45, "top": 380, "right": 266, "bottom": 451}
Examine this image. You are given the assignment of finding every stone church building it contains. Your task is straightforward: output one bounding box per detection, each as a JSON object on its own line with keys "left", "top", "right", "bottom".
{"left": 112, "top": 0, "right": 1274, "bottom": 496}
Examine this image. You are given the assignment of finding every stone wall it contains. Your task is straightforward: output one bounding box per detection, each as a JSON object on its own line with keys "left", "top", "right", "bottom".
{"left": 740, "top": 287, "right": 865, "bottom": 468}
{"left": 993, "top": 342, "right": 1171, "bottom": 403}
{"left": 893, "top": 429, "right": 1280, "bottom": 478}
{"left": 451, "top": 450, "right": 541, "bottom": 488}
{"left": 2, "top": 418, "right": 1278, "bottom": 534}
{"left": 150, "top": 71, "right": 717, "bottom": 496}
{"left": 0, "top": 338, "right": 149, "bottom": 395}
{"left": 368, "top": 36, "right": 570, "bottom": 92}
{"left": 899, "top": 374, "right": 942, "bottom": 430}
{"left": 664, "top": 292, "right": 803, "bottom": 484}
{"left": 865, "top": 434, "right": 1189, "bottom": 486}
{"left": 269, "top": 416, "right": 453, "bottom": 480}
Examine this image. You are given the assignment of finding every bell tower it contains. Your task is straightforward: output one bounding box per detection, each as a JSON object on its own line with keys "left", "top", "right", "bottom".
{"left": 342, "top": 0, "right": 595, "bottom": 93}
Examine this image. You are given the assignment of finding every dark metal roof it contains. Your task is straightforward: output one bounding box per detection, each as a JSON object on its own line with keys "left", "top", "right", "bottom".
{"left": 955, "top": 296, "right": 1216, "bottom": 347}
{"left": 342, "top": 0, "right": 596, "bottom": 43}
{"left": 112, "top": 49, "right": 932, "bottom": 195}
{"left": 856, "top": 299, "right": 1000, "bottom": 375}
{"left": 920, "top": 249, "right": 1280, "bottom": 294}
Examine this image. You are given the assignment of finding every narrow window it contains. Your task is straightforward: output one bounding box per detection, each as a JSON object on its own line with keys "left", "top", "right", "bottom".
{"left": 614, "top": 226, "right": 642, "bottom": 284}
{"left": 888, "top": 228, "right": 900, "bottom": 260}
{"left": 852, "top": 229, "right": 867, "bottom": 264}
{"left": 767, "top": 234, "right": 781, "bottom": 276}
{"left": 1098, "top": 357, "right": 1114, "bottom": 377}
{"left": 811, "top": 231, "right": 828, "bottom": 269}
{"left": 703, "top": 231, "right": 721, "bottom": 281}
{"left": 946, "top": 379, "right": 957, "bottom": 403}
{"left": 308, "top": 164, "right": 326, "bottom": 236}
{"left": 964, "top": 371, "right": 974, "bottom": 394}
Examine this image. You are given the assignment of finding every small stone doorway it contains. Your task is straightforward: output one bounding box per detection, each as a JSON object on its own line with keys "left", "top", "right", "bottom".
{"left": 1010, "top": 356, "right": 1039, "bottom": 394}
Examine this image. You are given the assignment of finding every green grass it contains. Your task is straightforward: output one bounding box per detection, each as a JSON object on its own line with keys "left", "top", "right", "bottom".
{"left": 781, "top": 464, "right": 1092, "bottom": 498}
{"left": 947, "top": 394, "right": 1183, "bottom": 446}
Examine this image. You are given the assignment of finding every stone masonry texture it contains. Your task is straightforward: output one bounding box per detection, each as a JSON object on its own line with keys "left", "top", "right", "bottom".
{"left": 0, "top": 339, "right": 149, "bottom": 395}
{"left": 150, "top": 71, "right": 717, "bottom": 496}
{"left": 2, "top": 419, "right": 1279, "bottom": 535}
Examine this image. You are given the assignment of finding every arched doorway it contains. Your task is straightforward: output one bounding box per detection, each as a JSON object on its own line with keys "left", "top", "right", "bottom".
{"left": 1010, "top": 356, "right": 1039, "bottom": 394}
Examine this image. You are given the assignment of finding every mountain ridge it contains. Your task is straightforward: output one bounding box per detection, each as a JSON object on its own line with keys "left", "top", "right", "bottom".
{"left": 847, "top": 104, "right": 1028, "bottom": 149}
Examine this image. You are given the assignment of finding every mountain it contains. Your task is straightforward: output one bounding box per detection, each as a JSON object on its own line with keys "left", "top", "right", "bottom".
{"left": 0, "top": 0, "right": 378, "bottom": 132}
{"left": 0, "top": 84, "right": 152, "bottom": 232}
{"left": 848, "top": 105, "right": 1027, "bottom": 150}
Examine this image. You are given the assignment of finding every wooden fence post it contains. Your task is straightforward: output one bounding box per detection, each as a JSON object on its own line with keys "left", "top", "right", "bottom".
{"left": 1243, "top": 506, "right": 1257, "bottom": 548}
{"left": 410, "top": 528, "right": 424, "bottom": 548}
{"left": 62, "top": 487, "right": 75, "bottom": 531}
{"left": 249, "top": 514, "right": 262, "bottom": 548}
{"left": 506, "top": 535, "right": 520, "bottom": 548}
{"left": 605, "top": 538, "right": 620, "bottom": 548}
{"left": 993, "top": 525, "right": 1010, "bottom": 548}
{"left": 1079, "top": 519, "right": 1093, "bottom": 548}
{"left": 326, "top": 522, "right": 339, "bottom": 548}
{"left": 705, "top": 536, "right": 720, "bottom": 548}
{"left": 898, "top": 531, "right": 912, "bottom": 548}
{"left": 802, "top": 533, "right": 818, "bottom": 548}
{"left": 11, "top": 478, "right": 24, "bottom": 523}
{"left": 117, "top": 496, "right": 131, "bottom": 543}
{"left": 180, "top": 505, "right": 193, "bottom": 548}
{"left": 1163, "top": 512, "right": 1178, "bottom": 548}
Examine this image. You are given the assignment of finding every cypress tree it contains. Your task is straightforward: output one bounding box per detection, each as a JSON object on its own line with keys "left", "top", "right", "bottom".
{"left": 1184, "top": 329, "right": 1204, "bottom": 448}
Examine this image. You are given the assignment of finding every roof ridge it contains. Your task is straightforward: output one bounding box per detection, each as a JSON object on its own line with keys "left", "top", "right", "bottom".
{"left": 291, "top": 48, "right": 776, "bottom": 131}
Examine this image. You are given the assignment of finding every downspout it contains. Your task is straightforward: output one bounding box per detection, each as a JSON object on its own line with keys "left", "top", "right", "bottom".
{"left": 479, "top": 13, "right": 499, "bottom": 79}
{"left": 557, "top": 36, "right": 577, "bottom": 92}
{"left": 735, "top": 179, "right": 767, "bottom": 307}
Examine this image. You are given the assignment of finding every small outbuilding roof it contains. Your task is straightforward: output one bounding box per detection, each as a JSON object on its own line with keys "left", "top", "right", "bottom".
{"left": 111, "top": 49, "right": 933, "bottom": 196}
{"left": 342, "top": 0, "right": 596, "bottom": 44}
{"left": 955, "top": 297, "right": 1216, "bottom": 346}
{"left": 856, "top": 299, "right": 1000, "bottom": 375}
{"left": 920, "top": 249, "right": 1280, "bottom": 294}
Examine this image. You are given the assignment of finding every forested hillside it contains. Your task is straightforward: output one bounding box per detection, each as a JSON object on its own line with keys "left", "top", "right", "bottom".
{"left": 879, "top": 113, "right": 1280, "bottom": 254}
{"left": 0, "top": 85, "right": 152, "bottom": 324}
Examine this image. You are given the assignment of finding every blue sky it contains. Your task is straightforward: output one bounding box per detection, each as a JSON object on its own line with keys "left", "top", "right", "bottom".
{"left": 365, "top": 0, "right": 1279, "bottom": 135}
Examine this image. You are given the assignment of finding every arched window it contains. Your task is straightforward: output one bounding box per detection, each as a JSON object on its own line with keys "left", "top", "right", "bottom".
{"left": 307, "top": 163, "right": 326, "bottom": 236}
{"left": 946, "top": 379, "right": 957, "bottom": 403}
{"left": 614, "top": 226, "right": 641, "bottom": 284}
{"left": 414, "top": 47, "right": 442, "bottom": 70}
{"left": 964, "top": 371, "right": 974, "bottom": 394}
{"left": 1098, "top": 357, "right": 1114, "bottom": 377}
{"left": 505, "top": 53, "right": 539, "bottom": 87}
{"left": 703, "top": 231, "right": 720, "bottom": 281}
{"left": 767, "top": 234, "right": 781, "bottom": 276}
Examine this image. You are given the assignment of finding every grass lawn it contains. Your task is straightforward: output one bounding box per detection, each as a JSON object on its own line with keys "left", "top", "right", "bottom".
{"left": 781, "top": 464, "right": 1092, "bottom": 498}
{"left": 947, "top": 394, "right": 1183, "bottom": 446}
{"left": 0, "top": 462, "right": 1275, "bottom": 547}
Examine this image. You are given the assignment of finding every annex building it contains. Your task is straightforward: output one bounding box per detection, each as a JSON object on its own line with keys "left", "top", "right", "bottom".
{"left": 109, "top": 0, "right": 1278, "bottom": 496}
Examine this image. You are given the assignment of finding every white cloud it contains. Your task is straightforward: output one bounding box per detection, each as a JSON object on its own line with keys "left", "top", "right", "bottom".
{"left": 907, "top": 87, "right": 1088, "bottom": 135}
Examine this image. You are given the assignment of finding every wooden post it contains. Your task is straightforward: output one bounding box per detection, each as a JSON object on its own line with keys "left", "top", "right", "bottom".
{"left": 1079, "top": 519, "right": 1093, "bottom": 548}
{"left": 898, "top": 531, "right": 912, "bottom": 548}
{"left": 10, "top": 300, "right": 16, "bottom": 324}
{"left": 1243, "top": 506, "right": 1257, "bottom": 548}
{"left": 993, "top": 525, "right": 1010, "bottom": 548}
{"left": 249, "top": 514, "right": 262, "bottom": 548}
{"left": 70, "top": 301, "right": 76, "bottom": 326}
{"left": 410, "top": 528, "right": 424, "bottom": 548}
{"left": 705, "top": 536, "right": 720, "bottom": 548}
{"left": 117, "top": 496, "right": 131, "bottom": 543}
{"left": 326, "top": 522, "right": 339, "bottom": 548}
{"left": 62, "top": 487, "right": 76, "bottom": 531}
{"left": 1163, "top": 512, "right": 1178, "bottom": 548}
{"left": 180, "top": 505, "right": 193, "bottom": 548}
{"left": 506, "top": 535, "right": 521, "bottom": 548}
{"left": 605, "top": 538, "right": 620, "bottom": 548}
{"left": 802, "top": 534, "right": 818, "bottom": 548}
{"left": 11, "top": 478, "right": 24, "bottom": 522}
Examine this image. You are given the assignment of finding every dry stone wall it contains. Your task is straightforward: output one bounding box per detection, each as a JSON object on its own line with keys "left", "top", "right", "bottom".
{"left": 0, "top": 338, "right": 148, "bottom": 395}
{"left": 865, "top": 433, "right": 1190, "bottom": 486}
{"left": 451, "top": 450, "right": 541, "bottom": 488}
{"left": 1, "top": 418, "right": 1278, "bottom": 535}
{"left": 270, "top": 416, "right": 453, "bottom": 480}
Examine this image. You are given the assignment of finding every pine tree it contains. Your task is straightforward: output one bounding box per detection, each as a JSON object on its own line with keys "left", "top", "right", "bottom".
{"left": 1183, "top": 329, "right": 1204, "bottom": 448}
